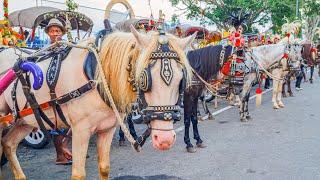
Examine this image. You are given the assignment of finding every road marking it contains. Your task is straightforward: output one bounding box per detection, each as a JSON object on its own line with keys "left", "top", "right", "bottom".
{"left": 174, "top": 88, "right": 273, "bottom": 133}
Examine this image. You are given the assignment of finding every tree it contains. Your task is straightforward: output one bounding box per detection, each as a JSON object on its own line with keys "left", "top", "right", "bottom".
{"left": 301, "top": 0, "right": 320, "bottom": 41}
{"left": 268, "top": 0, "right": 296, "bottom": 33}
{"left": 169, "top": 0, "right": 268, "bottom": 31}
{"left": 169, "top": 0, "right": 270, "bottom": 32}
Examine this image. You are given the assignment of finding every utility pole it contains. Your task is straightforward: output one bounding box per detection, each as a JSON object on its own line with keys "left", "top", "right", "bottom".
{"left": 295, "top": 0, "right": 299, "bottom": 18}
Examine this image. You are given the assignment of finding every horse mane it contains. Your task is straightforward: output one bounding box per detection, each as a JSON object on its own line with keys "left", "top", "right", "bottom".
{"left": 98, "top": 31, "right": 193, "bottom": 112}
{"left": 187, "top": 45, "right": 232, "bottom": 81}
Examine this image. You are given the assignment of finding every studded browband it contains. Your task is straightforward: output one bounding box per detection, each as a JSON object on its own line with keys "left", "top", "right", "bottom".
{"left": 150, "top": 51, "right": 179, "bottom": 60}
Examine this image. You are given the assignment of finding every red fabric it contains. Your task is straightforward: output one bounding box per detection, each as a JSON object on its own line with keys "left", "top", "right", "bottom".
{"left": 256, "top": 88, "right": 262, "bottom": 94}
{"left": 221, "top": 59, "right": 244, "bottom": 76}
{"left": 311, "top": 48, "right": 317, "bottom": 53}
{"left": 283, "top": 53, "right": 289, "bottom": 59}
{"left": 286, "top": 33, "right": 290, "bottom": 38}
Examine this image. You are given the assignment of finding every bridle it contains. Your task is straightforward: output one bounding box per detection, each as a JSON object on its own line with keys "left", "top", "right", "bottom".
{"left": 129, "top": 31, "right": 187, "bottom": 132}
{"left": 287, "top": 44, "right": 301, "bottom": 73}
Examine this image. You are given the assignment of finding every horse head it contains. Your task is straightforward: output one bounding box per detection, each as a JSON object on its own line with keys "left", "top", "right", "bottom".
{"left": 286, "top": 42, "right": 302, "bottom": 72}
{"left": 99, "top": 26, "right": 195, "bottom": 151}
{"left": 130, "top": 26, "right": 195, "bottom": 150}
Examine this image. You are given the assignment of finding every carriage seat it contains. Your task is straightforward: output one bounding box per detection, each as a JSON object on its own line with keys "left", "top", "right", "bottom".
{"left": 83, "top": 51, "right": 97, "bottom": 80}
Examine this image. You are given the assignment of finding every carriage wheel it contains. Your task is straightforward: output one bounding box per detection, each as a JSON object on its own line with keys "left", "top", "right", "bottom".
{"left": 22, "top": 128, "right": 50, "bottom": 149}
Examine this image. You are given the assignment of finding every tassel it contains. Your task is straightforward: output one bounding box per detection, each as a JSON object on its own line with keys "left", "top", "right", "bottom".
{"left": 255, "top": 88, "right": 262, "bottom": 107}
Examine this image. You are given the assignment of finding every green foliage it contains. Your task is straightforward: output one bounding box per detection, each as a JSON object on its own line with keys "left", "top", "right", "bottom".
{"left": 169, "top": 0, "right": 269, "bottom": 32}
{"left": 169, "top": 0, "right": 320, "bottom": 35}
{"left": 66, "top": 0, "right": 78, "bottom": 12}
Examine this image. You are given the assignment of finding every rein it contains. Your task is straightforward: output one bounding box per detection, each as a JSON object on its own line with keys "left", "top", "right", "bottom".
{"left": 191, "top": 68, "right": 227, "bottom": 98}
{"left": 245, "top": 51, "right": 284, "bottom": 81}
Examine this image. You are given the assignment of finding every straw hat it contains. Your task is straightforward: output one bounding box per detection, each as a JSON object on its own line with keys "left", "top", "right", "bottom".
{"left": 45, "top": 18, "right": 66, "bottom": 34}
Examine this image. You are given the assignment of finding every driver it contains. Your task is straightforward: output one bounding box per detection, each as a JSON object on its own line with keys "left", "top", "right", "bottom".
{"left": 44, "top": 18, "right": 72, "bottom": 165}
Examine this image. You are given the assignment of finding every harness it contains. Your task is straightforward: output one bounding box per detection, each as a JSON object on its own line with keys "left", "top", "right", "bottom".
{"left": 126, "top": 33, "right": 188, "bottom": 146}
{"left": 130, "top": 36, "right": 186, "bottom": 125}
{"left": 0, "top": 46, "right": 95, "bottom": 137}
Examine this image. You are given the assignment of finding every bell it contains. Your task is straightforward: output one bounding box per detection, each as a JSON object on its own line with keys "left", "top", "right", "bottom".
{"left": 132, "top": 86, "right": 137, "bottom": 92}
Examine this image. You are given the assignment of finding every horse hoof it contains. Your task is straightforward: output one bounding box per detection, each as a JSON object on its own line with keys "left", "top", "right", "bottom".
{"left": 208, "top": 115, "right": 214, "bottom": 120}
{"left": 246, "top": 115, "right": 252, "bottom": 120}
{"left": 201, "top": 115, "right": 209, "bottom": 121}
{"left": 273, "top": 105, "right": 280, "bottom": 109}
{"left": 196, "top": 143, "right": 207, "bottom": 148}
{"left": 119, "top": 140, "right": 126, "bottom": 146}
{"left": 240, "top": 118, "right": 249, "bottom": 122}
{"left": 289, "top": 93, "right": 294, "bottom": 97}
{"left": 197, "top": 116, "right": 204, "bottom": 122}
{"left": 278, "top": 103, "right": 285, "bottom": 108}
{"left": 186, "top": 146, "right": 197, "bottom": 153}
{"left": 282, "top": 94, "right": 287, "bottom": 98}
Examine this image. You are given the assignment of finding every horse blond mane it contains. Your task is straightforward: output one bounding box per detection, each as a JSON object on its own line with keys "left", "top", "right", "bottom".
{"left": 98, "top": 31, "right": 193, "bottom": 112}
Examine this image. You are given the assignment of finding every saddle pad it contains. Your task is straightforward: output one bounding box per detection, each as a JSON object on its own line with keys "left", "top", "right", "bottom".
{"left": 83, "top": 51, "right": 97, "bottom": 80}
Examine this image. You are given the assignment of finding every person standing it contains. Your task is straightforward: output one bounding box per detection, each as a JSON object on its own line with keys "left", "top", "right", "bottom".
{"left": 44, "top": 18, "right": 72, "bottom": 165}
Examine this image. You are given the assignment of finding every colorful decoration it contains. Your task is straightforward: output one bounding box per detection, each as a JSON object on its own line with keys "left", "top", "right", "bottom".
{"left": 66, "top": 0, "right": 78, "bottom": 12}
{"left": 3, "top": 0, "right": 8, "bottom": 25}
{"left": 0, "top": 0, "right": 26, "bottom": 47}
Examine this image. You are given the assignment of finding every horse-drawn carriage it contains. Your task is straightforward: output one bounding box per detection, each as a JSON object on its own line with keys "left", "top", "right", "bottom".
{"left": 0, "top": 6, "right": 94, "bottom": 149}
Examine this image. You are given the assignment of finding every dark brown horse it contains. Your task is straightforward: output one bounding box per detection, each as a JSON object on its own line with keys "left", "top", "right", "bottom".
{"left": 302, "top": 43, "right": 317, "bottom": 83}
{"left": 183, "top": 45, "right": 233, "bottom": 153}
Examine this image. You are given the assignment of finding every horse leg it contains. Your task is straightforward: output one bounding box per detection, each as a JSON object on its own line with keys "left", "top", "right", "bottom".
{"left": 71, "top": 124, "right": 91, "bottom": 180}
{"left": 97, "top": 127, "right": 116, "bottom": 180}
{"left": 200, "top": 97, "right": 213, "bottom": 120}
{"left": 282, "top": 79, "right": 287, "bottom": 98}
{"left": 118, "top": 128, "right": 125, "bottom": 146}
{"left": 244, "top": 92, "right": 252, "bottom": 120}
{"left": 190, "top": 111, "right": 205, "bottom": 148}
{"left": 240, "top": 76, "right": 253, "bottom": 121}
{"left": 2, "top": 123, "right": 33, "bottom": 180}
{"left": 277, "top": 79, "right": 285, "bottom": 108}
{"left": 184, "top": 114, "right": 195, "bottom": 153}
{"left": 287, "top": 76, "right": 293, "bottom": 97}
{"left": 272, "top": 76, "right": 280, "bottom": 109}
{"left": 127, "top": 115, "right": 138, "bottom": 140}
{"left": 310, "top": 66, "right": 314, "bottom": 83}
{"left": 204, "top": 101, "right": 213, "bottom": 120}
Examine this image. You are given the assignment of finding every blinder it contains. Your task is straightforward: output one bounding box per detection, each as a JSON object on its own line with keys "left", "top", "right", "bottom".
{"left": 131, "top": 33, "right": 187, "bottom": 125}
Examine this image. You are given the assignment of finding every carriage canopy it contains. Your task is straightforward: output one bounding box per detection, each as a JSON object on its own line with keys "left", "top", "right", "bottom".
{"left": 9, "top": 6, "right": 93, "bottom": 32}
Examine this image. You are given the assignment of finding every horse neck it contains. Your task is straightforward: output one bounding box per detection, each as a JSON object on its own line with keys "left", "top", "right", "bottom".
{"left": 189, "top": 46, "right": 222, "bottom": 81}
{"left": 252, "top": 44, "right": 286, "bottom": 68}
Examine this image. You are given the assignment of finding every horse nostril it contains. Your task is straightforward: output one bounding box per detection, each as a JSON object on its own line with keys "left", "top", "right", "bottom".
{"left": 173, "top": 134, "right": 176, "bottom": 140}
{"left": 153, "top": 135, "right": 158, "bottom": 141}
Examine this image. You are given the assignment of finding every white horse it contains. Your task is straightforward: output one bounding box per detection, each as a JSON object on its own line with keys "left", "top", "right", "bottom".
{"left": 245, "top": 37, "right": 301, "bottom": 110}
{"left": 0, "top": 26, "right": 195, "bottom": 179}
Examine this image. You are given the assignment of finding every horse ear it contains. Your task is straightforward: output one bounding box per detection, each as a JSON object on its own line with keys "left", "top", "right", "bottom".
{"left": 130, "top": 25, "right": 149, "bottom": 48}
{"left": 178, "top": 32, "right": 197, "bottom": 50}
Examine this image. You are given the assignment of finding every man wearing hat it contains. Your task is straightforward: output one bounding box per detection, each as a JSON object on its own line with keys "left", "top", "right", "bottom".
{"left": 45, "top": 18, "right": 72, "bottom": 165}
{"left": 45, "top": 18, "right": 66, "bottom": 44}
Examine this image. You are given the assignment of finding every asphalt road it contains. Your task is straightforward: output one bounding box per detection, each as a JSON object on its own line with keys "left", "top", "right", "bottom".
{"left": 3, "top": 78, "right": 320, "bottom": 180}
